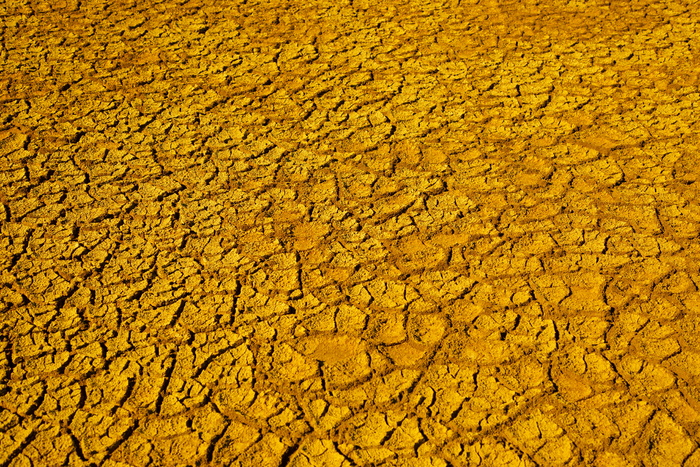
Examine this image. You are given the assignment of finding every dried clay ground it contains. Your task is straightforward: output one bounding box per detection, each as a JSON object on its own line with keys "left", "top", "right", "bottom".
{"left": 1, "top": 0, "right": 700, "bottom": 466}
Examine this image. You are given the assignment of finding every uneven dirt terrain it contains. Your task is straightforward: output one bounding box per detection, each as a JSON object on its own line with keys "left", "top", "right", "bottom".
{"left": 1, "top": 0, "right": 700, "bottom": 465}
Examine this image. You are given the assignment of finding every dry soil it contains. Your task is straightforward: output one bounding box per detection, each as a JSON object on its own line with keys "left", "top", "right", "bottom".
{"left": 1, "top": 0, "right": 700, "bottom": 466}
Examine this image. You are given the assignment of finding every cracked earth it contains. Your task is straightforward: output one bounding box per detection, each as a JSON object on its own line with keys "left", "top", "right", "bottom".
{"left": 1, "top": 0, "right": 700, "bottom": 465}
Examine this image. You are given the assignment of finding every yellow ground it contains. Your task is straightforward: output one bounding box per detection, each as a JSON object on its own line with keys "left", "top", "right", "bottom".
{"left": 1, "top": 0, "right": 700, "bottom": 465}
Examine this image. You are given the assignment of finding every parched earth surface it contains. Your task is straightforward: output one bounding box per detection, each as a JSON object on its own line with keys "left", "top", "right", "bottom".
{"left": 1, "top": 0, "right": 700, "bottom": 465}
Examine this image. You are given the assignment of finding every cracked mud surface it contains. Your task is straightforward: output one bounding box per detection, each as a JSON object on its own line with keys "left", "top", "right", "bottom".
{"left": 1, "top": 0, "right": 700, "bottom": 465}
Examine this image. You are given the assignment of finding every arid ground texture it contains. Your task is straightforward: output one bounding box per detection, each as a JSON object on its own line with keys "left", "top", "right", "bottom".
{"left": 1, "top": 0, "right": 700, "bottom": 465}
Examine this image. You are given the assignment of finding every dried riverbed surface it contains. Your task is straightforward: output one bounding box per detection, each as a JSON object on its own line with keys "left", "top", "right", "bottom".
{"left": 2, "top": 0, "right": 700, "bottom": 465}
